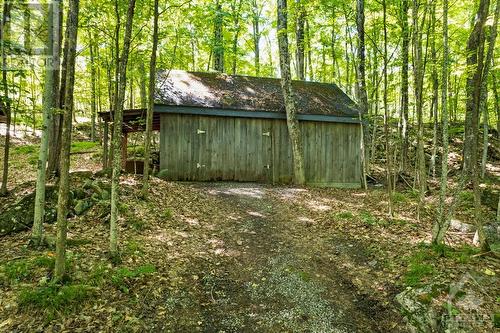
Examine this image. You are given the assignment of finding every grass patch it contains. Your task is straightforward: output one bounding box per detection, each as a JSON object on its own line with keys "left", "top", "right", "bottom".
{"left": 126, "top": 216, "right": 146, "bottom": 231}
{"left": 391, "top": 192, "right": 409, "bottom": 204}
{"left": 403, "top": 245, "right": 437, "bottom": 287}
{"left": 111, "top": 264, "right": 156, "bottom": 293}
{"left": 359, "top": 211, "right": 380, "bottom": 225}
{"left": 436, "top": 244, "right": 480, "bottom": 263}
{"left": 458, "top": 191, "right": 475, "bottom": 211}
{"left": 125, "top": 240, "right": 144, "bottom": 255}
{"left": 19, "top": 283, "right": 94, "bottom": 320}
{"left": 12, "top": 144, "right": 38, "bottom": 165}
{"left": 334, "top": 211, "right": 354, "bottom": 220}
{"left": 404, "top": 262, "right": 435, "bottom": 287}
{"left": 67, "top": 238, "right": 92, "bottom": 247}
{"left": 70, "top": 141, "right": 99, "bottom": 153}
{"left": 3, "top": 256, "right": 55, "bottom": 282}
{"left": 162, "top": 208, "right": 173, "bottom": 220}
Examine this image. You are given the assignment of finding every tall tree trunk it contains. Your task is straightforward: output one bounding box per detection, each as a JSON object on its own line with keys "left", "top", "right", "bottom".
{"left": 305, "top": 19, "right": 313, "bottom": 80}
{"left": 343, "top": 7, "right": 351, "bottom": 93}
{"left": 356, "top": 0, "right": 368, "bottom": 114}
{"left": 251, "top": 0, "right": 261, "bottom": 76}
{"left": 429, "top": 1, "right": 439, "bottom": 178}
{"left": 0, "top": 2, "right": 11, "bottom": 196}
{"left": 382, "top": 0, "right": 392, "bottom": 216}
{"left": 143, "top": 0, "right": 159, "bottom": 194}
{"left": 432, "top": 0, "right": 450, "bottom": 245}
{"left": 213, "top": 0, "right": 224, "bottom": 72}
{"left": 465, "top": 0, "right": 491, "bottom": 250}
{"left": 295, "top": 0, "right": 305, "bottom": 80}
{"left": 89, "top": 31, "right": 97, "bottom": 142}
{"left": 138, "top": 60, "right": 147, "bottom": 109}
{"left": 47, "top": 6, "right": 65, "bottom": 177}
{"left": 32, "top": 0, "right": 61, "bottom": 245}
{"left": 356, "top": 0, "right": 368, "bottom": 189}
{"left": 480, "top": 0, "right": 500, "bottom": 177}
{"left": 463, "top": 0, "right": 490, "bottom": 175}
{"left": 412, "top": 0, "right": 426, "bottom": 221}
{"left": 331, "top": 9, "right": 337, "bottom": 83}
{"left": 493, "top": 70, "right": 499, "bottom": 139}
{"left": 400, "top": 0, "right": 409, "bottom": 171}
{"left": 55, "top": 0, "right": 79, "bottom": 280}
{"left": 110, "top": 0, "right": 136, "bottom": 257}
{"left": 277, "top": 0, "right": 305, "bottom": 185}
{"left": 231, "top": 0, "right": 243, "bottom": 75}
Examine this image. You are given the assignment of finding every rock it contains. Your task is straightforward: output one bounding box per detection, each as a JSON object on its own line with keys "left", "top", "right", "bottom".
{"left": 472, "top": 222, "right": 500, "bottom": 246}
{"left": 0, "top": 186, "right": 58, "bottom": 236}
{"left": 450, "top": 219, "right": 476, "bottom": 233}
{"left": 480, "top": 188, "right": 499, "bottom": 211}
{"left": 74, "top": 199, "right": 93, "bottom": 216}
{"left": 396, "top": 286, "right": 440, "bottom": 333}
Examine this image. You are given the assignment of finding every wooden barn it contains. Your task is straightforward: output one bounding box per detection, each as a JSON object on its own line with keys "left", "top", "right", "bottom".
{"left": 102, "top": 70, "right": 363, "bottom": 188}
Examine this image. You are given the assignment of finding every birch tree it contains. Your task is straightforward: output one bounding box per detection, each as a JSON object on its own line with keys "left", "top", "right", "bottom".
{"left": 31, "top": 0, "right": 61, "bottom": 245}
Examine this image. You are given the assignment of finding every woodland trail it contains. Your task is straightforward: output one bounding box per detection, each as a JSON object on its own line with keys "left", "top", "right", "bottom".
{"left": 152, "top": 183, "right": 404, "bottom": 333}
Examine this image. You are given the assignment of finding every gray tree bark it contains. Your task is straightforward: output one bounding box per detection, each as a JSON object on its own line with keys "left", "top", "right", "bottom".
{"left": 251, "top": 0, "right": 262, "bottom": 76}
{"left": 383, "top": 0, "right": 392, "bottom": 216}
{"left": 400, "top": 0, "right": 409, "bottom": 170}
{"left": 143, "top": 0, "right": 159, "bottom": 194}
{"left": 0, "top": 2, "right": 11, "bottom": 196}
{"left": 432, "top": 0, "right": 450, "bottom": 245}
{"left": 89, "top": 31, "right": 97, "bottom": 142}
{"left": 110, "top": 0, "right": 136, "bottom": 257}
{"left": 412, "top": 0, "right": 427, "bottom": 221}
{"left": 295, "top": 0, "right": 305, "bottom": 80}
{"left": 213, "top": 0, "right": 224, "bottom": 72}
{"left": 277, "top": 0, "right": 305, "bottom": 185}
{"left": 55, "top": 0, "right": 79, "bottom": 280}
{"left": 32, "top": 0, "right": 61, "bottom": 245}
{"left": 480, "top": 0, "right": 500, "bottom": 178}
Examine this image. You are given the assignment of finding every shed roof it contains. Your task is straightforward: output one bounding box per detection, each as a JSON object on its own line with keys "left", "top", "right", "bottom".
{"left": 155, "top": 70, "right": 360, "bottom": 117}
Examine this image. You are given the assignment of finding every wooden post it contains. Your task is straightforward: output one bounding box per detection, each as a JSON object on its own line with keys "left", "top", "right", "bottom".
{"left": 121, "top": 132, "right": 128, "bottom": 169}
{"left": 103, "top": 121, "right": 109, "bottom": 169}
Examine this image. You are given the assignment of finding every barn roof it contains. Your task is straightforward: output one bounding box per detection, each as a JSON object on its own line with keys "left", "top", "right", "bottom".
{"left": 155, "top": 70, "right": 360, "bottom": 117}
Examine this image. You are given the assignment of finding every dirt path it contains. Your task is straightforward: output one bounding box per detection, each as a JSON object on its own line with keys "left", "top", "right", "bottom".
{"left": 150, "top": 183, "right": 404, "bottom": 333}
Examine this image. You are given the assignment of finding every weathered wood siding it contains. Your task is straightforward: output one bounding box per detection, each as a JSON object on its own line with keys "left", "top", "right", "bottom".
{"left": 160, "top": 114, "right": 361, "bottom": 187}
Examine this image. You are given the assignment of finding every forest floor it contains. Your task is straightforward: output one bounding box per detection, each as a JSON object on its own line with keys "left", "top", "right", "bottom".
{"left": 0, "top": 132, "right": 499, "bottom": 332}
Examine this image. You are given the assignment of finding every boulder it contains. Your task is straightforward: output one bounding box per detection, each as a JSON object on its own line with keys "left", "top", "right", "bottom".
{"left": 450, "top": 219, "right": 476, "bottom": 233}
{"left": 396, "top": 286, "right": 440, "bottom": 332}
{"left": 472, "top": 222, "right": 500, "bottom": 247}
{"left": 0, "top": 186, "right": 58, "bottom": 236}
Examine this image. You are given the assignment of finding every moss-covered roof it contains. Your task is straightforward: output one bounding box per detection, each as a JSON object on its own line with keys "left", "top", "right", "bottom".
{"left": 155, "top": 70, "right": 360, "bottom": 117}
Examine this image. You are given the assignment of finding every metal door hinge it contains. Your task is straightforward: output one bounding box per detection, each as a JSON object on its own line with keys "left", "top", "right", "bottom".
{"left": 197, "top": 129, "right": 206, "bottom": 134}
{"left": 262, "top": 131, "right": 271, "bottom": 137}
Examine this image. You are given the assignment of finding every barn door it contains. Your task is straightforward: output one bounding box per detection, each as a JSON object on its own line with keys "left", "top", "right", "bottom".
{"left": 195, "top": 116, "right": 211, "bottom": 181}
{"left": 261, "top": 120, "right": 273, "bottom": 182}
